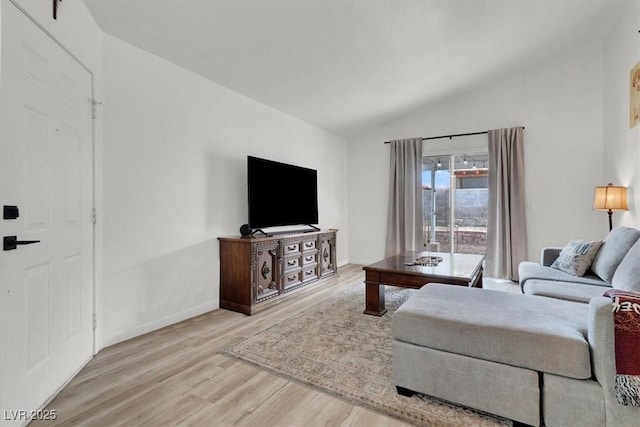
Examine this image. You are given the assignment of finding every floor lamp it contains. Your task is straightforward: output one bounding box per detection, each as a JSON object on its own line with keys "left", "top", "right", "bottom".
{"left": 593, "top": 183, "right": 628, "bottom": 231}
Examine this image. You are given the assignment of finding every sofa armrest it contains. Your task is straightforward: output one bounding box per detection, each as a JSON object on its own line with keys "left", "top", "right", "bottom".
{"left": 588, "top": 297, "right": 614, "bottom": 389}
{"left": 587, "top": 296, "right": 640, "bottom": 425}
{"left": 541, "top": 247, "right": 563, "bottom": 266}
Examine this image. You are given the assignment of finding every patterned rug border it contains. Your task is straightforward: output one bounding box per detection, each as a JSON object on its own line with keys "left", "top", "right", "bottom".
{"left": 220, "top": 284, "right": 510, "bottom": 427}
{"left": 219, "top": 286, "right": 399, "bottom": 420}
{"left": 221, "top": 345, "right": 408, "bottom": 424}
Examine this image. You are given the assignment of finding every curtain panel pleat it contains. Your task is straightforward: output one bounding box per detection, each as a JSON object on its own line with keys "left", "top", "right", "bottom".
{"left": 385, "top": 138, "right": 423, "bottom": 258}
{"left": 486, "top": 126, "right": 527, "bottom": 281}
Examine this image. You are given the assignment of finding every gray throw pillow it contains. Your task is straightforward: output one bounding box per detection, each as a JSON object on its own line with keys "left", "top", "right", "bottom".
{"left": 611, "top": 239, "right": 640, "bottom": 292}
{"left": 591, "top": 226, "right": 640, "bottom": 282}
{"left": 551, "top": 240, "right": 602, "bottom": 277}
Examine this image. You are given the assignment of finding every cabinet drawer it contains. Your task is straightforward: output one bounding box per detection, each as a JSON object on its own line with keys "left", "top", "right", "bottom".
{"left": 302, "top": 266, "right": 318, "bottom": 282}
{"left": 302, "top": 253, "right": 317, "bottom": 266}
{"left": 284, "top": 257, "right": 300, "bottom": 270}
{"left": 284, "top": 271, "right": 302, "bottom": 289}
{"left": 302, "top": 240, "right": 317, "bottom": 251}
{"left": 283, "top": 242, "right": 301, "bottom": 255}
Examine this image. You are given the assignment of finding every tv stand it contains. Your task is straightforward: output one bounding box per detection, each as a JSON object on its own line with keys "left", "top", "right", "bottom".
{"left": 218, "top": 229, "right": 338, "bottom": 315}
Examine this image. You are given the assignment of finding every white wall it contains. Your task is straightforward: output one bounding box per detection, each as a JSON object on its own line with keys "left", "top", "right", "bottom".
{"left": 348, "top": 41, "right": 605, "bottom": 266}
{"left": 100, "top": 35, "right": 349, "bottom": 347}
{"left": 603, "top": 1, "right": 640, "bottom": 227}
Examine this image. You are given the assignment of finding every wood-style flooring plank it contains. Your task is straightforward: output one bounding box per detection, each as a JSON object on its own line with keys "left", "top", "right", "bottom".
{"left": 32, "top": 265, "right": 411, "bottom": 426}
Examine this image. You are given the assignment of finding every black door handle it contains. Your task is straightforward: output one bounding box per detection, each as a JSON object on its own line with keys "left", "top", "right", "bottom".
{"left": 3, "top": 236, "right": 41, "bottom": 251}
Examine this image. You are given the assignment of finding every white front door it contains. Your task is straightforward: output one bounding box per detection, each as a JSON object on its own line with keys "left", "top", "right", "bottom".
{"left": 0, "top": 3, "right": 94, "bottom": 425}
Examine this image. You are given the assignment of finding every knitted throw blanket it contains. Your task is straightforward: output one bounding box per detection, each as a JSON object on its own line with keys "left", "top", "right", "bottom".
{"left": 603, "top": 289, "right": 640, "bottom": 406}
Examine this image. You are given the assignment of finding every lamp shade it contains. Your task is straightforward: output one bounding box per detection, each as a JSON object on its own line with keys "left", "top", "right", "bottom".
{"left": 593, "top": 183, "right": 628, "bottom": 211}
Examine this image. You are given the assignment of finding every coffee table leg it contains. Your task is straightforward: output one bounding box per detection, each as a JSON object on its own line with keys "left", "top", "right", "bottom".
{"left": 364, "top": 281, "right": 387, "bottom": 316}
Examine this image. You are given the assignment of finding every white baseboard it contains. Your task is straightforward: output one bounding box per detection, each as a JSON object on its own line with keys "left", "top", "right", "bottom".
{"left": 99, "top": 301, "right": 217, "bottom": 350}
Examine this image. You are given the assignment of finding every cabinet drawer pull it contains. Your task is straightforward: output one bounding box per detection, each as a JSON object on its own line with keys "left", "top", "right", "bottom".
{"left": 288, "top": 274, "right": 297, "bottom": 282}
{"left": 287, "top": 260, "right": 297, "bottom": 266}
{"left": 305, "top": 256, "right": 314, "bottom": 262}
{"left": 287, "top": 245, "right": 297, "bottom": 251}
{"left": 305, "top": 270, "right": 314, "bottom": 276}
{"left": 304, "top": 242, "right": 314, "bottom": 248}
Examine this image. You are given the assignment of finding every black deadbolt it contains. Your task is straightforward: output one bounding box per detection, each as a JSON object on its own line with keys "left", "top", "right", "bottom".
{"left": 3, "top": 206, "right": 19, "bottom": 220}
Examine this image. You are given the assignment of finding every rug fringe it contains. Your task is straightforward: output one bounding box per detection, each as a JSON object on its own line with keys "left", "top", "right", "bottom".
{"left": 615, "top": 374, "right": 640, "bottom": 406}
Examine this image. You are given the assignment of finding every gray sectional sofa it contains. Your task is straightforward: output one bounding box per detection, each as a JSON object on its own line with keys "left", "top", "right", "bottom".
{"left": 391, "top": 226, "right": 640, "bottom": 426}
{"left": 519, "top": 226, "right": 640, "bottom": 302}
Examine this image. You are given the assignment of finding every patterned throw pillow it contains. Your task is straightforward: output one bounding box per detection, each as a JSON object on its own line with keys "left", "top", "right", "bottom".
{"left": 551, "top": 240, "right": 603, "bottom": 276}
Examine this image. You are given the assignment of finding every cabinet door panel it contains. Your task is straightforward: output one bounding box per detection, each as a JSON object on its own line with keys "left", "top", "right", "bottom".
{"left": 252, "top": 241, "right": 280, "bottom": 303}
{"left": 320, "top": 234, "right": 336, "bottom": 277}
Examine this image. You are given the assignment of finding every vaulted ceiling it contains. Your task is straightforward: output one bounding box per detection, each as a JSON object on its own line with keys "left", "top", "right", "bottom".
{"left": 84, "top": 0, "right": 622, "bottom": 139}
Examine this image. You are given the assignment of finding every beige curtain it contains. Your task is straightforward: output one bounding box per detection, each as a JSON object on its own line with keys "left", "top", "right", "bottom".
{"left": 486, "top": 127, "right": 527, "bottom": 280}
{"left": 385, "top": 138, "right": 423, "bottom": 258}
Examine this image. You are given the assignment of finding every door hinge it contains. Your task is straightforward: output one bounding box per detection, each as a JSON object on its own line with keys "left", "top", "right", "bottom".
{"left": 89, "top": 98, "right": 102, "bottom": 119}
{"left": 92, "top": 208, "right": 97, "bottom": 225}
{"left": 93, "top": 313, "right": 97, "bottom": 330}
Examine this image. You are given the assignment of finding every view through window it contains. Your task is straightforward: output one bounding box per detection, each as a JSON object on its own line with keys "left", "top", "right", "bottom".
{"left": 422, "top": 153, "right": 488, "bottom": 255}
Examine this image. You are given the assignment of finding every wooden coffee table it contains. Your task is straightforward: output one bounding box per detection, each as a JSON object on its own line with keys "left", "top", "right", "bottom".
{"left": 362, "top": 251, "right": 484, "bottom": 316}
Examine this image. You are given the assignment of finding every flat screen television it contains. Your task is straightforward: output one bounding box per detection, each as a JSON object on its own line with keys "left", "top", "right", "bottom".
{"left": 247, "top": 156, "right": 318, "bottom": 230}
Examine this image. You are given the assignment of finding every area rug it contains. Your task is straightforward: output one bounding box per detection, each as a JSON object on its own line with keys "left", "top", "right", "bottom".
{"left": 222, "top": 284, "right": 511, "bottom": 426}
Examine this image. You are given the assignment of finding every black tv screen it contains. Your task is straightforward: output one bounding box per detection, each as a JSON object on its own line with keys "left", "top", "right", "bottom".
{"left": 247, "top": 156, "right": 318, "bottom": 229}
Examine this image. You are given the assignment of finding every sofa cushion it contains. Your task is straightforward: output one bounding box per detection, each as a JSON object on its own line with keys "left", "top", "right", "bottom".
{"left": 611, "top": 239, "right": 640, "bottom": 292}
{"left": 393, "top": 284, "right": 591, "bottom": 379}
{"left": 522, "top": 279, "right": 612, "bottom": 303}
{"left": 541, "top": 247, "right": 563, "bottom": 266}
{"left": 591, "top": 226, "right": 640, "bottom": 282}
{"left": 519, "top": 261, "right": 609, "bottom": 290}
{"left": 551, "top": 240, "right": 602, "bottom": 276}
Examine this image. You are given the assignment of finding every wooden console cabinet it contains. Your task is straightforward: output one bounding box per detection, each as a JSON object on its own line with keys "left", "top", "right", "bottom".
{"left": 218, "top": 229, "right": 337, "bottom": 315}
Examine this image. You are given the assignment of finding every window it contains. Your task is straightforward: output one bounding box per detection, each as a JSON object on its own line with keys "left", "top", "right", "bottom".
{"left": 422, "top": 152, "right": 488, "bottom": 255}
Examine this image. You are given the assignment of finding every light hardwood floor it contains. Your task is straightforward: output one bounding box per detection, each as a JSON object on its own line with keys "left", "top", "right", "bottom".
{"left": 33, "top": 265, "right": 412, "bottom": 427}
{"left": 34, "top": 264, "right": 519, "bottom": 426}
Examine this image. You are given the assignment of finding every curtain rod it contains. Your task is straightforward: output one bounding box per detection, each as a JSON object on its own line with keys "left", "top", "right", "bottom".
{"left": 383, "top": 127, "right": 525, "bottom": 144}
